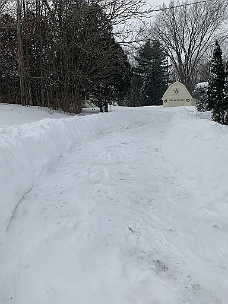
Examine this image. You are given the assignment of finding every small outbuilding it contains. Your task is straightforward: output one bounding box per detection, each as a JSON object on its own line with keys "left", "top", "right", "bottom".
{"left": 82, "top": 100, "right": 100, "bottom": 114}
{"left": 162, "top": 81, "right": 196, "bottom": 107}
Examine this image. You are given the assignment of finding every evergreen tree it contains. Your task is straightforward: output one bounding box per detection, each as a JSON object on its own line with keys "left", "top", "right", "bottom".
{"left": 79, "top": 2, "right": 131, "bottom": 111}
{"left": 0, "top": 14, "right": 18, "bottom": 103}
{"left": 123, "top": 72, "right": 141, "bottom": 107}
{"left": 0, "top": 0, "right": 131, "bottom": 113}
{"left": 133, "top": 40, "right": 168, "bottom": 106}
{"left": 128, "top": 40, "right": 151, "bottom": 106}
{"left": 193, "top": 82, "right": 209, "bottom": 112}
{"left": 207, "top": 40, "right": 226, "bottom": 124}
{"left": 224, "top": 61, "right": 228, "bottom": 124}
{"left": 135, "top": 40, "right": 154, "bottom": 77}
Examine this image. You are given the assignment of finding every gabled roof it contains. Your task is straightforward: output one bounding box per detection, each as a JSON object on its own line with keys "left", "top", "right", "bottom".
{"left": 162, "top": 81, "right": 192, "bottom": 100}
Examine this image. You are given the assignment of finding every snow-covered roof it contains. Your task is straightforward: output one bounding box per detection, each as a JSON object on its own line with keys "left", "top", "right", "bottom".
{"left": 195, "top": 82, "right": 208, "bottom": 89}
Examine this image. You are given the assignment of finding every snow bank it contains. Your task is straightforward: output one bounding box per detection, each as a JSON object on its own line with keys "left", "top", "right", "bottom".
{"left": 0, "top": 103, "right": 69, "bottom": 126}
{"left": 162, "top": 108, "right": 228, "bottom": 202}
{"left": 2, "top": 104, "right": 227, "bottom": 258}
{"left": 0, "top": 109, "right": 166, "bottom": 254}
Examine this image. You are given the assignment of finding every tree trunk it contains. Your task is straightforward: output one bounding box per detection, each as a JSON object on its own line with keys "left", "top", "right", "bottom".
{"left": 17, "top": 0, "right": 26, "bottom": 105}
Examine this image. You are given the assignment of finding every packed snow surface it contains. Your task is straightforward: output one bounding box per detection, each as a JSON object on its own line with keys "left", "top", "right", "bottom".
{"left": 0, "top": 104, "right": 228, "bottom": 304}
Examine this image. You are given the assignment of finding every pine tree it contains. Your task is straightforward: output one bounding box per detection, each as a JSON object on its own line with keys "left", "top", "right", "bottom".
{"left": 81, "top": 3, "right": 131, "bottom": 111}
{"left": 224, "top": 61, "right": 228, "bottom": 124}
{"left": 207, "top": 40, "right": 226, "bottom": 124}
{"left": 129, "top": 40, "right": 152, "bottom": 106}
{"left": 134, "top": 40, "right": 168, "bottom": 106}
{"left": 135, "top": 40, "right": 153, "bottom": 77}
{"left": 0, "top": 14, "right": 18, "bottom": 103}
{"left": 194, "top": 83, "right": 209, "bottom": 112}
{"left": 127, "top": 73, "right": 142, "bottom": 107}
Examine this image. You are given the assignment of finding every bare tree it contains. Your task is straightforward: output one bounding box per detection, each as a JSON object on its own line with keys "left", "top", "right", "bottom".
{"left": 0, "top": 0, "right": 8, "bottom": 78}
{"left": 94, "top": 0, "right": 146, "bottom": 25}
{"left": 149, "top": 0, "right": 228, "bottom": 91}
{"left": 92, "top": 0, "right": 149, "bottom": 48}
{"left": 7, "top": 0, "right": 131, "bottom": 112}
{"left": 0, "top": 0, "right": 8, "bottom": 15}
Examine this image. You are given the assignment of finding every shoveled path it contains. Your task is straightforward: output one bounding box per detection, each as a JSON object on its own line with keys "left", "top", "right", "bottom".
{"left": 1, "top": 112, "right": 225, "bottom": 304}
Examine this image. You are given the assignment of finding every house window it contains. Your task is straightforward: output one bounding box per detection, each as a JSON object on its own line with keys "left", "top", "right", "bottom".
{"left": 186, "top": 99, "right": 190, "bottom": 102}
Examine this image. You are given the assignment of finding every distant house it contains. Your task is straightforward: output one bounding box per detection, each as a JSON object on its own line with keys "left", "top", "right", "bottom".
{"left": 82, "top": 101, "right": 100, "bottom": 114}
{"left": 162, "top": 81, "right": 196, "bottom": 107}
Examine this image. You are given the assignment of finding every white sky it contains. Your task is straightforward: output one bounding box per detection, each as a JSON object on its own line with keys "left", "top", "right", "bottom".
{"left": 138, "top": 0, "right": 171, "bottom": 23}
{"left": 145, "top": 0, "right": 171, "bottom": 9}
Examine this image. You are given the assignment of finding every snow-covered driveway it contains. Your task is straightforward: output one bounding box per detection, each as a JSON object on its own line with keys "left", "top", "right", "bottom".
{"left": 1, "top": 108, "right": 228, "bottom": 304}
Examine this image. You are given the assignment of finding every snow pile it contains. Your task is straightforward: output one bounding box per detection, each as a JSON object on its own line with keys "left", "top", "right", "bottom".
{"left": 0, "top": 103, "right": 69, "bottom": 126}
{"left": 1, "top": 105, "right": 228, "bottom": 303}
{"left": 195, "top": 82, "right": 208, "bottom": 89}
{"left": 162, "top": 107, "right": 228, "bottom": 202}
{"left": 0, "top": 108, "right": 168, "bottom": 254}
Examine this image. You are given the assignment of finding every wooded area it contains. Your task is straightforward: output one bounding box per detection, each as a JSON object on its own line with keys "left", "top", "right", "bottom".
{"left": 0, "top": 0, "right": 135, "bottom": 113}
{"left": 0, "top": 0, "right": 228, "bottom": 113}
{"left": 149, "top": 0, "right": 227, "bottom": 92}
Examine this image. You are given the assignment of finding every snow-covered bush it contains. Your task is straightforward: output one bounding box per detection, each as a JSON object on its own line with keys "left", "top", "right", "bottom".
{"left": 193, "top": 82, "right": 209, "bottom": 112}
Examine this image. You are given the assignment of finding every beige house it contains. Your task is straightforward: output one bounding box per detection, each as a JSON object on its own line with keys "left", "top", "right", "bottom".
{"left": 162, "top": 81, "right": 195, "bottom": 107}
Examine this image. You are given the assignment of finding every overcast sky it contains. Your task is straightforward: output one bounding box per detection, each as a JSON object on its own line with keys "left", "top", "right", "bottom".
{"left": 146, "top": 0, "right": 171, "bottom": 9}
{"left": 142, "top": 0, "right": 171, "bottom": 19}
